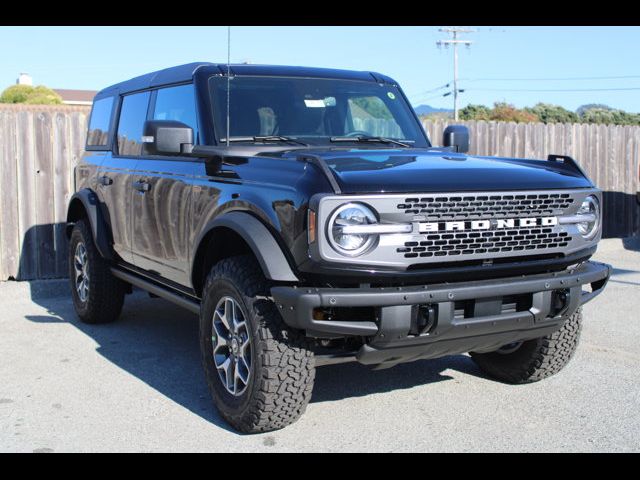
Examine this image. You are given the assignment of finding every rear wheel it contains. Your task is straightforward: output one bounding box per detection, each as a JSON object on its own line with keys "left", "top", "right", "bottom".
{"left": 68, "top": 219, "right": 126, "bottom": 324}
{"left": 470, "top": 309, "right": 583, "bottom": 384}
{"left": 199, "top": 255, "right": 315, "bottom": 433}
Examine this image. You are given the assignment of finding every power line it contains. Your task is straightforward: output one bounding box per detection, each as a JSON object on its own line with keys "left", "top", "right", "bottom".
{"left": 437, "top": 27, "right": 474, "bottom": 120}
{"left": 412, "top": 92, "right": 451, "bottom": 103}
{"left": 407, "top": 83, "right": 450, "bottom": 99}
{"left": 467, "top": 86, "right": 640, "bottom": 92}
{"left": 410, "top": 76, "right": 640, "bottom": 101}
{"left": 461, "top": 75, "right": 640, "bottom": 82}
{"left": 410, "top": 88, "right": 452, "bottom": 103}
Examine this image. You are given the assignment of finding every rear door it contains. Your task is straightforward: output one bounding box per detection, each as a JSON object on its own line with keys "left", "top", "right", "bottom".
{"left": 97, "top": 90, "right": 151, "bottom": 265}
{"left": 130, "top": 83, "right": 200, "bottom": 286}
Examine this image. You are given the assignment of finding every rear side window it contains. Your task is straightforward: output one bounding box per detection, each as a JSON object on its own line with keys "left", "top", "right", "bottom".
{"left": 116, "top": 91, "right": 151, "bottom": 156}
{"left": 86, "top": 96, "right": 114, "bottom": 148}
{"left": 153, "top": 84, "right": 199, "bottom": 143}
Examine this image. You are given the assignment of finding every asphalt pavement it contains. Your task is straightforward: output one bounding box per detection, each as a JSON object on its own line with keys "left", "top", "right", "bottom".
{"left": 1, "top": 238, "right": 639, "bottom": 452}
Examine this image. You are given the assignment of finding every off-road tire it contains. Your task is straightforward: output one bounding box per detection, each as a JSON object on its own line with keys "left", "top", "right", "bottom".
{"left": 470, "top": 309, "right": 583, "bottom": 384}
{"left": 68, "top": 219, "right": 126, "bottom": 324}
{"left": 199, "top": 255, "right": 315, "bottom": 433}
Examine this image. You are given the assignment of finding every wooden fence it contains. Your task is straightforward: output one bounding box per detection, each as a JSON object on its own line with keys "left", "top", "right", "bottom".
{"left": 0, "top": 104, "right": 638, "bottom": 280}
{"left": 0, "top": 104, "right": 90, "bottom": 280}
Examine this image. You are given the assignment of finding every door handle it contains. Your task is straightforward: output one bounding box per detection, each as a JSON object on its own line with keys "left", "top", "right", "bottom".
{"left": 98, "top": 175, "right": 113, "bottom": 186}
{"left": 133, "top": 180, "right": 151, "bottom": 192}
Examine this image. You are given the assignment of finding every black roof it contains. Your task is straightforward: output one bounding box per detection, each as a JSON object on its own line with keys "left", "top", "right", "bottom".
{"left": 95, "top": 62, "right": 398, "bottom": 99}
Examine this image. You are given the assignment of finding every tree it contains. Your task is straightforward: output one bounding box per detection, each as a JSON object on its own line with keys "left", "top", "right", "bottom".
{"left": 459, "top": 104, "right": 491, "bottom": 121}
{"left": 432, "top": 100, "right": 640, "bottom": 126}
{"left": 489, "top": 102, "right": 539, "bottom": 123}
{"left": 525, "top": 103, "right": 578, "bottom": 124}
{"left": 580, "top": 108, "right": 615, "bottom": 124}
{"left": 576, "top": 103, "right": 612, "bottom": 117}
{"left": 579, "top": 107, "right": 640, "bottom": 126}
{"left": 0, "top": 84, "right": 62, "bottom": 105}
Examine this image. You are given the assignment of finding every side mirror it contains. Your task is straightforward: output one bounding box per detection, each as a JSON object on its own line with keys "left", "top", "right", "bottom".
{"left": 442, "top": 125, "right": 470, "bottom": 153}
{"left": 142, "top": 120, "right": 193, "bottom": 155}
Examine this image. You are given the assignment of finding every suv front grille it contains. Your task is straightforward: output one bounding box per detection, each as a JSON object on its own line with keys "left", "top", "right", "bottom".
{"left": 315, "top": 189, "right": 598, "bottom": 269}
{"left": 396, "top": 228, "right": 572, "bottom": 259}
{"left": 397, "top": 193, "right": 574, "bottom": 220}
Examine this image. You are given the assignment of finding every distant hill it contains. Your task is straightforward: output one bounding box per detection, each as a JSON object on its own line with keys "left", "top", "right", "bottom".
{"left": 413, "top": 104, "right": 453, "bottom": 116}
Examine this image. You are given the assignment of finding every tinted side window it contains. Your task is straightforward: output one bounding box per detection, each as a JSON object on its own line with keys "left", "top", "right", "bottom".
{"left": 86, "top": 96, "right": 114, "bottom": 147}
{"left": 116, "top": 91, "right": 151, "bottom": 156}
{"left": 153, "top": 84, "right": 199, "bottom": 143}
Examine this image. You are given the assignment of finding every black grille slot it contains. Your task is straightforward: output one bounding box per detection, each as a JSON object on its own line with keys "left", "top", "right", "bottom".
{"left": 398, "top": 194, "right": 574, "bottom": 220}
{"left": 397, "top": 229, "right": 572, "bottom": 258}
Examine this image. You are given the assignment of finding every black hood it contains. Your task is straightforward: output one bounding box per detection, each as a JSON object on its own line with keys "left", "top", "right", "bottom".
{"left": 294, "top": 147, "right": 594, "bottom": 193}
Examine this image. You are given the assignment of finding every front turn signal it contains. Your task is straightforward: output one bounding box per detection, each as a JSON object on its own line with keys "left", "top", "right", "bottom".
{"left": 308, "top": 209, "right": 317, "bottom": 244}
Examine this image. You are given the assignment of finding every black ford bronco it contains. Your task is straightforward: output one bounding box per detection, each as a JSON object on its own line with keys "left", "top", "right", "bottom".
{"left": 66, "top": 62, "right": 611, "bottom": 433}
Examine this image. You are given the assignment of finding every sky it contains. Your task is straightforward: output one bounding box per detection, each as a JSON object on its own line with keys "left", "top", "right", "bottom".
{"left": 2, "top": 26, "right": 639, "bottom": 112}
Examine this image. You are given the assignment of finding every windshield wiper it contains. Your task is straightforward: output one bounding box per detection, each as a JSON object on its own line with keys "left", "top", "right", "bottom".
{"left": 223, "top": 135, "right": 309, "bottom": 146}
{"left": 330, "top": 135, "right": 411, "bottom": 148}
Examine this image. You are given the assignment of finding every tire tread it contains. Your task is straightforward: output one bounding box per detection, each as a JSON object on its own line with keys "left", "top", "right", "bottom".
{"left": 201, "top": 255, "right": 315, "bottom": 433}
{"left": 69, "top": 219, "right": 125, "bottom": 324}
{"left": 470, "top": 309, "right": 583, "bottom": 384}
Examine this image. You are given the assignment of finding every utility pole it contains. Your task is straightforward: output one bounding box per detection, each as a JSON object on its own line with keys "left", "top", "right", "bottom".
{"left": 437, "top": 27, "right": 474, "bottom": 121}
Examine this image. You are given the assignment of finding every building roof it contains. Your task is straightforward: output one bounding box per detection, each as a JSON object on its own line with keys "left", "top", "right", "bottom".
{"left": 53, "top": 89, "right": 97, "bottom": 105}
{"left": 95, "top": 62, "right": 398, "bottom": 99}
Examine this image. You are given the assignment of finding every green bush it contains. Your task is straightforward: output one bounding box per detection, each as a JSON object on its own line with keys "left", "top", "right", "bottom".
{"left": 457, "top": 101, "right": 640, "bottom": 126}
{"left": 489, "top": 102, "right": 539, "bottom": 123}
{"left": 460, "top": 102, "right": 539, "bottom": 123}
{"left": 460, "top": 104, "right": 491, "bottom": 121}
{"left": 0, "top": 84, "right": 62, "bottom": 105}
{"left": 579, "top": 107, "right": 640, "bottom": 126}
{"left": 525, "top": 103, "right": 578, "bottom": 124}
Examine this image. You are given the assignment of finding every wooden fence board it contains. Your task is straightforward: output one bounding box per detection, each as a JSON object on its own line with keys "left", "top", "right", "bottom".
{"left": 53, "top": 111, "right": 70, "bottom": 277}
{"left": 16, "top": 110, "right": 39, "bottom": 280}
{"left": 34, "top": 111, "right": 56, "bottom": 278}
{"left": 0, "top": 111, "right": 19, "bottom": 278}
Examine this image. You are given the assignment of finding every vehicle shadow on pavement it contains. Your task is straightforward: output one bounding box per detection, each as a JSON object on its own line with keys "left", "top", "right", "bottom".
{"left": 24, "top": 283, "right": 487, "bottom": 428}
{"left": 312, "top": 355, "right": 482, "bottom": 403}
{"left": 608, "top": 267, "right": 640, "bottom": 286}
{"left": 24, "top": 286, "right": 240, "bottom": 433}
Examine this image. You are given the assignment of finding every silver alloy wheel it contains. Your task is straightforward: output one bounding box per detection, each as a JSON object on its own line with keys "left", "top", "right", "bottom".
{"left": 74, "top": 242, "right": 90, "bottom": 303}
{"left": 211, "top": 296, "right": 251, "bottom": 396}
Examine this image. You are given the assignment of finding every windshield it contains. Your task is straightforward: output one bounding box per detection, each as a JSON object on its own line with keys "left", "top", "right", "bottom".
{"left": 209, "top": 75, "right": 429, "bottom": 147}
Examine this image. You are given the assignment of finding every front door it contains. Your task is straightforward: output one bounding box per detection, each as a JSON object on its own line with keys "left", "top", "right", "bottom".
{"left": 131, "top": 160, "right": 196, "bottom": 285}
{"left": 130, "top": 84, "right": 200, "bottom": 286}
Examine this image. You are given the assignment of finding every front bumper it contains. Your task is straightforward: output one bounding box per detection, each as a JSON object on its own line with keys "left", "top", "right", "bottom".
{"left": 271, "top": 260, "right": 611, "bottom": 366}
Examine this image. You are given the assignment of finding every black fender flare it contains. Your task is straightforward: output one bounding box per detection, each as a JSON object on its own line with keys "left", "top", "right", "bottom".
{"left": 66, "top": 188, "right": 113, "bottom": 261}
{"left": 194, "top": 211, "right": 299, "bottom": 283}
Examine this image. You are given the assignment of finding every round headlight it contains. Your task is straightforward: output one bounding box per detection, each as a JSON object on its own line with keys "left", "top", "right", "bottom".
{"left": 328, "top": 203, "right": 378, "bottom": 256}
{"left": 576, "top": 195, "right": 600, "bottom": 239}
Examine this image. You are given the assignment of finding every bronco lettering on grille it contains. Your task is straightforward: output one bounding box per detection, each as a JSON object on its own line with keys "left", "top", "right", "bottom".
{"left": 419, "top": 217, "right": 558, "bottom": 233}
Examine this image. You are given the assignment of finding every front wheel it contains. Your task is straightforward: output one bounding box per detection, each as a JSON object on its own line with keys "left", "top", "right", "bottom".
{"left": 199, "top": 255, "right": 315, "bottom": 433}
{"left": 470, "top": 309, "right": 583, "bottom": 384}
